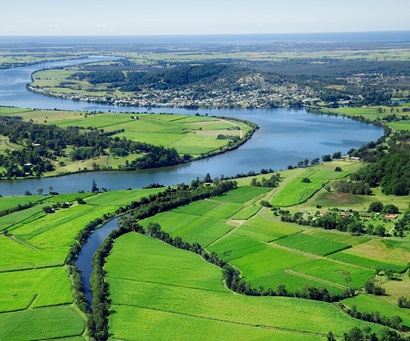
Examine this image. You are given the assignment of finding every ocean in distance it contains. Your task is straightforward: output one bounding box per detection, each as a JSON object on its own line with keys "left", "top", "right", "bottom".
{"left": 1, "top": 31, "right": 410, "bottom": 45}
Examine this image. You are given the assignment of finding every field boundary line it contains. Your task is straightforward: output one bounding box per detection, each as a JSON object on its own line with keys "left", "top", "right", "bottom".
{"left": 111, "top": 304, "right": 328, "bottom": 337}
{"left": 0, "top": 264, "right": 63, "bottom": 274}
{"left": 206, "top": 221, "right": 245, "bottom": 248}
{"left": 7, "top": 235, "right": 39, "bottom": 250}
{"left": 27, "top": 294, "right": 39, "bottom": 309}
{"left": 285, "top": 269, "right": 346, "bottom": 289}
{"left": 109, "top": 276, "right": 231, "bottom": 295}
{"left": 219, "top": 118, "right": 243, "bottom": 138}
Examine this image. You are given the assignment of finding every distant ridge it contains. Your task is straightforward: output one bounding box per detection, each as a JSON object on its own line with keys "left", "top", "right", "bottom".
{"left": 1, "top": 31, "right": 410, "bottom": 45}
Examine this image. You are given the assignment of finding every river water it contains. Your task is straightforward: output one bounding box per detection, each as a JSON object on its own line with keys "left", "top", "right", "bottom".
{"left": 0, "top": 58, "right": 383, "bottom": 196}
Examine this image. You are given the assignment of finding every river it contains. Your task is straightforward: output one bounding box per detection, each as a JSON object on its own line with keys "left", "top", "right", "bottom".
{"left": 0, "top": 58, "right": 383, "bottom": 196}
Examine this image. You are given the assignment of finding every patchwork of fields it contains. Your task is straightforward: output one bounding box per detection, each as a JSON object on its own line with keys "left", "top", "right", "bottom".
{"left": 1, "top": 160, "right": 410, "bottom": 339}
{"left": 0, "top": 188, "right": 161, "bottom": 340}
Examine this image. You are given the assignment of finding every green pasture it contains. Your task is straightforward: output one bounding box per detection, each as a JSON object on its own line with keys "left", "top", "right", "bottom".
{"left": 271, "top": 177, "right": 325, "bottom": 207}
{"left": 109, "top": 305, "right": 324, "bottom": 341}
{"left": 324, "top": 105, "right": 410, "bottom": 128}
{"left": 346, "top": 239, "right": 410, "bottom": 268}
{"left": 12, "top": 204, "right": 116, "bottom": 248}
{"left": 292, "top": 258, "right": 375, "bottom": 289}
{"left": 252, "top": 270, "right": 342, "bottom": 294}
{"left": 167, "top": 216, "right": 235, "bottom": 247}
{"left": 389, "top": 120, "right": 410, "bottom": 131}
{"left": 0, "top": 204, "right": 47, "bottom": 231}
{"left": 230, "top": 204, "right": 260, "bottom": 220}
{"left": 308, "top": 230, "right": 371, "bottom": 247}
{"left": 172, "top": 199, "right": 243, "bottom": 219}
{"left": 106, "top": 232, "right": 383, "bottom": 339}
{"left": 207, "top": 233, "right": 269, "bottom": 261}
{"left": 0, "top": 236, "right": 66, "bottom": 271}
{"left": 0, "top": 267, "right": 72, "bottom": 312}
{"left": 342, "top": 295, "right": 410, "bottom": 328}
{"left": 231, "top": 247, "right": 314, "bottom": 283}
{"left": 274, "top": 233, "right": 350, "bottom": 256}
{"left": 328, "top": 252, "right": 407, "bottom": 273}
{"left": 140, "top": 211, "right": 198, "bottom": 234}
{"left": 235, "top": 214, "right": 302, "bottom": 242}
{"left": 105, "top": 233, "right": 228, "bottom": 292}
{"left": 41, "top": 112, "right": 244, "bottom": 155}
{"left": 0, "top": 305, "right": 85, "bottom": 341}
{"left": 213, "top": 186, "right": 272, "bottom": 204}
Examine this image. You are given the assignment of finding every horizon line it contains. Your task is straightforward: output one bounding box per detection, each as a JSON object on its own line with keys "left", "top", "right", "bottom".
{"left": 2, "top": 30, "right": 410, "bottom": 38}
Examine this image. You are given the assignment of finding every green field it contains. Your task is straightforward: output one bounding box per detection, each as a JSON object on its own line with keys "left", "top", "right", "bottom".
{"left": 0, "top": 267, "right": 73, "bottom": 312}
{"left": 0, "top": 195, "right": 49, "bottom": 213}
{"left": 106, "top": 232, "right": 383, "bottom": 339}
{"left": 342, "top": 295, "right": 410, "bottom": 328}
{"left": 235, "top": 214, "right": 302, "bottom": 242}
{"left": 213, "top": 186, "right": 272, "bottom": 204}
{"left": 0, "top": 188, "right": 162, "bottom": 340}
{"left": 230, "top": 204, "right": 260, "bottom": 220}
{"left": 274, "top": 233, "right": 351, "bottom": 256}
{"left": 271, "top": 177, "right": 326, "bottom": 207}
{"left": 0, "top": 306, "right": 85, "bottom": 341}
{"left": 328, "top": 251, "right": 408, "bottom": 273}
{"left": 292, "top": 258, "right": 375, "bottom": 289}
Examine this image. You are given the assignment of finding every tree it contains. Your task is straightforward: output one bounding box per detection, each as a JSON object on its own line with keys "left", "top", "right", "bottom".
{"left": 37, "top": 187, "right": 43, "bottom": 195}
{"left": 322, "top": 154, "right": 332, "bottom": 162}
{"left": 146, "top": 222, "right": 161, "bottom": 236}
{"left": 327, "top": 331, "right": 336, "bottom": 341}
{"left": 332, "top": 151, "right": 342, "bottom": 159}
{"left": 42, "top": 206, "right": 54, "bottom": 214}
{"left": 204, "top": 173, "right": 212, "bottom": 183}
{"left": 369, "top": 202, "right": 384, "bottom": 213}
{"left": 91, "top": 179, "right": 99, "bottom": 193}
{"left": 382, "top": 204, "right": 399, "bottom": 214}
{"left": 344, "top": 327, "right": 363, "bottom": 341}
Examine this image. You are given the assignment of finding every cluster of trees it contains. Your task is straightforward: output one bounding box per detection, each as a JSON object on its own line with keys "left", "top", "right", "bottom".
{"left": 250, "top": 173, "right": 281, "bottom": 187}
{"left": 333, "top": 180, "right": 372, "bottom": 195}
{"left": 394, "top": 207, "right": 410, "bottom": 236}
{"left": 335, "top": 326, "right": 408, "bottom": 341}
{"left": 364, "top": 279, "right": 386, "bottom": 296}
{"left": 281, "top": 209, "right": 388, "bottom": 237}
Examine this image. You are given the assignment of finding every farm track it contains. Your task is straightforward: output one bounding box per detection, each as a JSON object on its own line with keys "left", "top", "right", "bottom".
{"left": 111, "top": 303, "right": 328, "bottom": 338}
{"left": 219, "top": 118, "right": 243, "bottom": 138}
{"left": 285, "top": 269, "right": 346, "bottom": 289}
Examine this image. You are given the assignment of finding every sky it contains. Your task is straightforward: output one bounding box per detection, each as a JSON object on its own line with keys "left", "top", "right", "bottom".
{"left": 1, "top": 0, "right": 409, "bottom": 36}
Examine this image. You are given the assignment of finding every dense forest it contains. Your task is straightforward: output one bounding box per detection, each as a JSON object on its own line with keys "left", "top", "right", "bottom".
{"left": 349, "top": 131, "right": 410, "bottom": 196}
{"left": 69, "top": 64, "right": 272, "bottom": 92}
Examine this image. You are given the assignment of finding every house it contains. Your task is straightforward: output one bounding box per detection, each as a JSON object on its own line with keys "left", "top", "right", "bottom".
{"left": 384, "top": 214, "right": 398, "bottom": 219}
